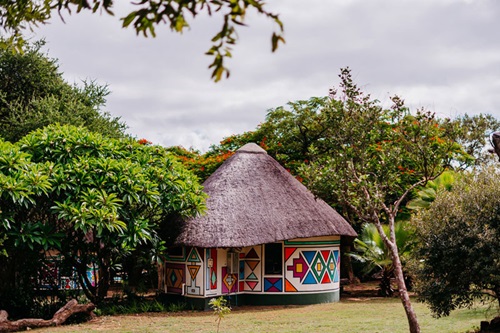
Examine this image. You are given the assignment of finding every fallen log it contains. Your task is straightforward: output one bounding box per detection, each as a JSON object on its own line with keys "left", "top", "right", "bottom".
{"left": 0, "top": 299, "right": 95, "bottom": 332}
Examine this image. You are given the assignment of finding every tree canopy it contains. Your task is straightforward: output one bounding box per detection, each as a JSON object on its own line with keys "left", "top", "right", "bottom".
{"left": 0, "top": 0, "right": 285, "bottom": 81}
{"left": 0, "top": 124, "right": 206, "bottom": 311}
{"left": 414, "top": 166, "right": 500, "bottom": 317}
{"left": 0, "top": 40, "right": 126, "bottom": 142}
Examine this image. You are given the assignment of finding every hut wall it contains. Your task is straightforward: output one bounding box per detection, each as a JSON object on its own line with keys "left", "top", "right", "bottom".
{"left": 161, "top": 235, "right": 341, "bottom": 304}
{"left": 282, "top": 236, "right": 341, "bottom": 293}
{"left": 161, "top": 247, "right": 227, "bottom": 298}
{"left": 160, "top": 246, "right": 205, "bottom": 297}
{"left": 239, "top": 235, "right": 341, "bottom": 295}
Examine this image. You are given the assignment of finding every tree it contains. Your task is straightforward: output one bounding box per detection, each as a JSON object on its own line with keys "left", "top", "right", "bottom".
{"left": 302, "top": 68, "right": 471, "bottom": 333}
{"left": 0, "top": 40, "right": 126, "bottom": 142}
{"left": 0, "top": 124, "right": 206, "bottom": 311}
{"left": 0, "top": 0, "right": 285, "bottom": 81}
{"left": 167, "top": 145, "right": 235, "bottom": 183}
{"left": 209, "top": 296, "right": 231, "bottom": 333}
{"left": 206, "top": 100, "right": 330, "bottom": 180}
{"left": 443, "top": 114, "right": 500, "bottom": 167}
{"left": 414, "top": 166, "right": 500, "bottom": 317}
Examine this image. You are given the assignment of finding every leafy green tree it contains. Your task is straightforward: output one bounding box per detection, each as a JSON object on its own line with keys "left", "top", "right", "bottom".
{"left": 302, "top": 68, "right": 471, "bottom": 333}
{"left": 414, "top": 166, "right": 500, "bottom": 317}
{"left": 0, "top": 124, "right": 206, "bottom": 308}
{"left": 444, "top": 114, "right": 500, "bottom": 167}
{"left": 206, "top": 100, "right": 330, "bottom": 180}
{"left": 0, "top": 139, "right": 55, "bottom": 317}
{"left": 0, "top": 40, "right": 126, "bottom": 142}
{"left": 0, "top": 0, "right": 285, "bottom": 81}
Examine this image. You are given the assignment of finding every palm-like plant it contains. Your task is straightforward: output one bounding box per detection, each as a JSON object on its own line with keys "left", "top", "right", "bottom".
{"left": 349, "top": 222, "right": 415, "bottom": 296}
{"left": 406, "top": 171, "right": 455, "bottom": 210}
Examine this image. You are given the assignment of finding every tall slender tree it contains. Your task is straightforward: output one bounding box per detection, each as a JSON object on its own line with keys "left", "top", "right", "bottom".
{"left": 303, "top": 68, "right": 471, "bottom": 333}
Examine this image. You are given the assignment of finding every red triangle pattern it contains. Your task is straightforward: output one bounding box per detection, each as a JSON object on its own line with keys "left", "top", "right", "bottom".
{"left": 321, "top": 272, "right": 332, "bottom": 284}
{"left": 321, "top": 250, "right": 330, "bottom": 261}
{"left": 284, "top": 247, "right": 297, "bottom": 261}
{"left": 246, "top": 281, "right": 258, "bottom": 291}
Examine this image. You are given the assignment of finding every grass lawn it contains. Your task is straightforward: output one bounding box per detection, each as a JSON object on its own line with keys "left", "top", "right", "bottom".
{"left": 35, "top": 296, "right": 496, "bottom": 333}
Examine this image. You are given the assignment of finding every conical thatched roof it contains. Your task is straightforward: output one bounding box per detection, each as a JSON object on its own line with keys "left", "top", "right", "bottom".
{"left": 175, "top": 143, "right": 356, "bottom": 248}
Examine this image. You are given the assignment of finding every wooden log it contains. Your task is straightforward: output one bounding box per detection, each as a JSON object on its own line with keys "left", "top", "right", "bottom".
{"left": 0, "top": 299, "right": 95, "bottom": 332}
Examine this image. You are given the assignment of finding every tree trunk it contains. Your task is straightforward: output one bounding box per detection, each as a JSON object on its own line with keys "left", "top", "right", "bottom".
{"left": 378, "top": 268, "right": 394, "bottom": 297}
{"left": 0, "top": 300, "right": 95, "bottom": 332}
{"left": 390, "top": 243, "right": 420, "bottom": 333}
{"left": 341, "top": 245, "right": 357, "bottom": 283}
{"left": 97, "top": 261, "right": 110, "bottom": 301}
{"left": 374, "top": 216, "right": 420, "bottom": 333}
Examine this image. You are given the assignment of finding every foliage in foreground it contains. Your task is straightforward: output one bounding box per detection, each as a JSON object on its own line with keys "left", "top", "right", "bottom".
{"left": 415, "top": 166, "right": 500, "bottom": 317}
{"left": 0, "top": 124, "right": 206, "bottom": 316}
{"left": 209, "top": 297, "right": 231, "bottom": 333}
{"left": 0, "top": 0, "right": 285, "bottom": 81}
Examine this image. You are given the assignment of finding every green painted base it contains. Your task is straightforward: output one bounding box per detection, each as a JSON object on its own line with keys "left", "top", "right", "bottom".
{"left": 238, "top": 290, "right": 340, "bottom": 307}
{"left": 159, "top": 290, "right": 340, "bottom": 310}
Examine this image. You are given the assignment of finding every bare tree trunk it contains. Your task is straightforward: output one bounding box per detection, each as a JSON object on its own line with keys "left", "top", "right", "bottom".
{"left": 374, "top": 214, "right": 420, "bottom": 333}
{"left": 341, "top": 245, "right": 357, "bottom": 283}
{"left": 0, "top": 300, "right": 95, "bottom": 332}
{"left": 390, "top": 243, "right": 420, "bottom": 333}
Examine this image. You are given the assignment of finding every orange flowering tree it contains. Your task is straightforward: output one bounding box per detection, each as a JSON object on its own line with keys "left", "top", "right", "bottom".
{"left": 167, "top": 145, "right": 235, "bottom": 183}
{"left": 303, "top": 68, "right": 472, "bottom": 333}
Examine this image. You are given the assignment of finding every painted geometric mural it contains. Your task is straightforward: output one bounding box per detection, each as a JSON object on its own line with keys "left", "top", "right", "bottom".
{"left": 206, "top": 248, "right": 217, "bottom": 290}
{"left": 264, "top": 278, "right": 282, "bottom": 292}
{"left": 165, "top": 263, "right": 185, "bottom": 294}
{"left": 286, "top": 248, "right": 340, "bottom": 289}
{"left": 243, "top": 246, "right": 262, "bottom": 292}
{"left": 187, "top": 247, "right": 202, "bottom": 263}
{"left": 239, "top": 253, "right": 245, "bottom": 291}
{"left": 221, "top": 266, "right": 238, "bottom": 293}
{"left": 186, "top": 247, "right": 202, "bottom": 295}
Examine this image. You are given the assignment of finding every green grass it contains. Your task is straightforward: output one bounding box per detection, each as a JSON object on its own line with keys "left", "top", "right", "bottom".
{"left": 36, "top": 297, "right": 497, "bottom": 333}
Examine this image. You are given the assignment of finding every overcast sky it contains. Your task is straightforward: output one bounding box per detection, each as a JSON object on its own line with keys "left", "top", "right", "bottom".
{"left": 32, "top": 0, "right": 500, "bottom": 151}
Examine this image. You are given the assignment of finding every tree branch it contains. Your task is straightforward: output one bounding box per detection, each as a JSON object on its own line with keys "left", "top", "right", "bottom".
{"left": 0, "top": 300, "right": 95, "bottom": 332}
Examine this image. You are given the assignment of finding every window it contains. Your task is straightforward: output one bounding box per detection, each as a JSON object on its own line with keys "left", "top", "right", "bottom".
{"left": 168, "top": 246, "right": 184, "bottom": 258}
{"left": 264, "top": 243, "right": 283, "bottom": 275}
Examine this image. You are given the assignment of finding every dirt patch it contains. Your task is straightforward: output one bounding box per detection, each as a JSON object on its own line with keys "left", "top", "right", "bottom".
{"left": 342, "top": 280, "right": 381, "bottom": 298}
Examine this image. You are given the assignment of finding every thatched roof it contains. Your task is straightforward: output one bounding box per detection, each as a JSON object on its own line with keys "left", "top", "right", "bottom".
{"left": 175, "top": 143, "right": 357, "bottom": 248}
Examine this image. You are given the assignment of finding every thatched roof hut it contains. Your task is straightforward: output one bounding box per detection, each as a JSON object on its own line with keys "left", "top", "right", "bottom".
{"left": 176, "top": 143, "right": 356, "bottom": 248}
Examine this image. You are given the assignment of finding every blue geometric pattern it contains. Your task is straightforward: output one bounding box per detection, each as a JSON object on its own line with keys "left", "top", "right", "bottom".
{"left": 264, "top": 278, "right": 283, "bottom": 292}
{"left": 302, "top": 271, "right": 317, "bottom": 284}
{"left": 302, "top": 251, "right": 316, "bottom": 265}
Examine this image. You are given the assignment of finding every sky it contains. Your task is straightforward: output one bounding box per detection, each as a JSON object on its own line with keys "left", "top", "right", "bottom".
{"left": 31, "top": 0, "right": 500, "bottom": 151}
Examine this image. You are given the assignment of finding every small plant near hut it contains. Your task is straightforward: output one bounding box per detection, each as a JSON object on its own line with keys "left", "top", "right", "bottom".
{"left": 209, "top": 297, "right": 231, "bottom": 333}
